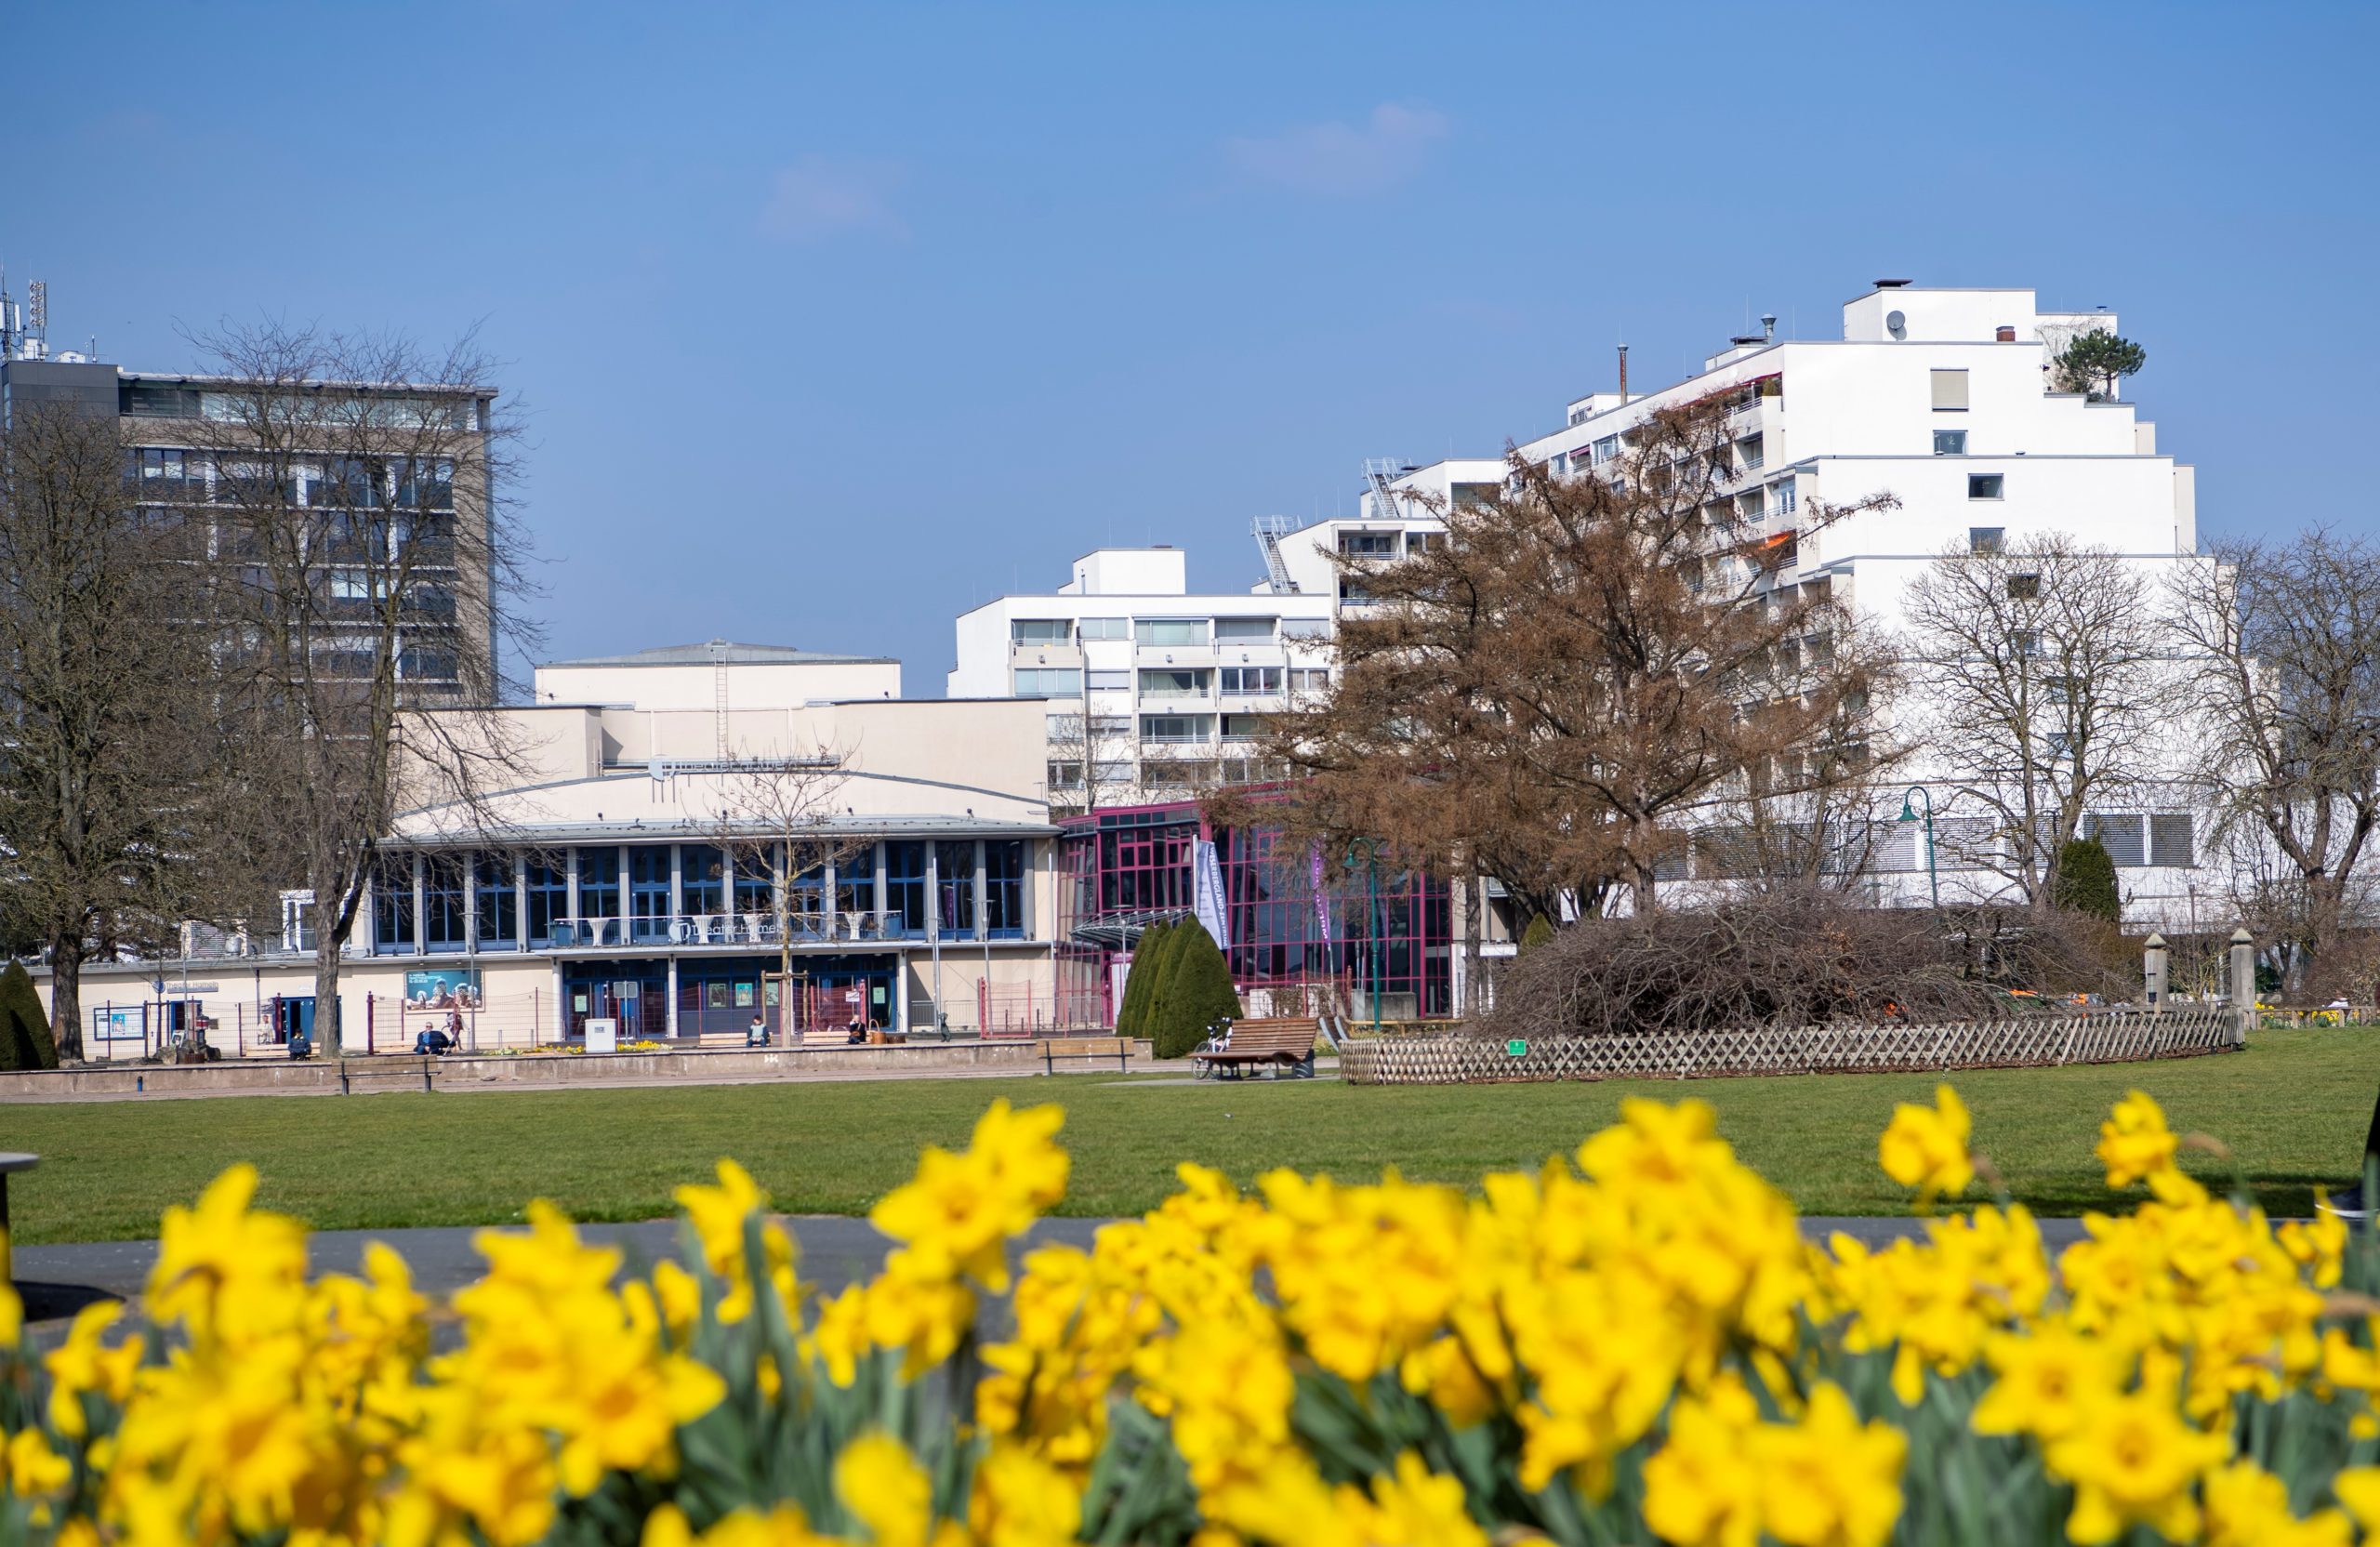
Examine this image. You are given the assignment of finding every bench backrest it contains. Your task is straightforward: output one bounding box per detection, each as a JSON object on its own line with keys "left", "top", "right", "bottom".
{"left": 1221, "top": 1019, "right": 1319, "bottom": 1052}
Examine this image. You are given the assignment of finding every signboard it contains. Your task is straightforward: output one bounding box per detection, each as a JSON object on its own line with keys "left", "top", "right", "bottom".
{"left": 1506, "top": 1039, "right": 1528, "bottom": 1058}
{"left": 585, "top": 1017, "right": 618, "bottom": 1053}
{"left": 404, "top": 969, "right": 482, "bottom": 1010}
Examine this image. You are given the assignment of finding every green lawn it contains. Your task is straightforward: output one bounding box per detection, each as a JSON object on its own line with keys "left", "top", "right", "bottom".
{"left": 5, "top": 1028, "right": 2377, "bottom": 1244}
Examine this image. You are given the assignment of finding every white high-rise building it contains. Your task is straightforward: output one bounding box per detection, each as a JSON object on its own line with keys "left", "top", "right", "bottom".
{"left": 1375, "top": 279, "right": 2215, "bottom": 921}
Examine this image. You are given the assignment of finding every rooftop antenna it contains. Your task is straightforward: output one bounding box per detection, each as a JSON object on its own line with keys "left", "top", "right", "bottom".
{"left": 25, "top": 280, "right": 46, "bottom": 360}
{"left": 0, "top": 270, "right": 13, "bottom": 360}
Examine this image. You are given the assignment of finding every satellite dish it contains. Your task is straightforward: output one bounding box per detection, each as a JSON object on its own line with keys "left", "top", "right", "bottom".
{"left": 1885, "top": 310, "right": 1907, "bottom": 339}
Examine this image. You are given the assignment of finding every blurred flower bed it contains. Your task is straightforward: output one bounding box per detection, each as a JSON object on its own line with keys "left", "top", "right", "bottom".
{"left": 1, "top": 1088, "right": 2374, "bottom": 1545}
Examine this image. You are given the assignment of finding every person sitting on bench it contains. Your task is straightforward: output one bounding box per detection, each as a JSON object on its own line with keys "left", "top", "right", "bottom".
{"left": 747, "top": 1012, "right": 770, "bottom": 1048}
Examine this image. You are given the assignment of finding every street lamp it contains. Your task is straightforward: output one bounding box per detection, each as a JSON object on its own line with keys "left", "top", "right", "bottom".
{"left": 1897, "top": 786, "right": 1939, "bottom": 909}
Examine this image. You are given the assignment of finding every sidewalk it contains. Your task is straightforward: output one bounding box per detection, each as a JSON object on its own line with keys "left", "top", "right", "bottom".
{"left": 11, "top": 1214, "right": 2091, "bottom": 1329}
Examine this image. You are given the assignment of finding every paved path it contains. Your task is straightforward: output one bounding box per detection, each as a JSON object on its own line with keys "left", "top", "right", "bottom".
{"left": 12, "top": 1214, "right": 2091, "bottom": 1329}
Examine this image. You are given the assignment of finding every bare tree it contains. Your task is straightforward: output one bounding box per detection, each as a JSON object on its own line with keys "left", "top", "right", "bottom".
{"left": 700, "top": 748, "right": 864, "bottom": 1037}
{"left": 2170, "top": 532, "right": 2380, "bottom": 985}
{"left": 1901, "top": 535, "right": 2176, "bottom": 907}
{"left": 1046, "top": 707, "right": 1136, "bottom": 816}
{"left": 1224, "top": 391, "right": 1897, "bottom": 919}
{"left": 159, "top": 322, "right": 534, "bottom": 1054}
{"left": 0, "top": 403, "right": 261, "bottom": 1057}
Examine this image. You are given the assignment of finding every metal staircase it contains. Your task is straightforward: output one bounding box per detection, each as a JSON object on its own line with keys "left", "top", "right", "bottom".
{"left": 1250, "top": 515, "right": 1301, "bottom": 594}
{"left": 1363, "top": 458, "right": 1406, "bottom": 523}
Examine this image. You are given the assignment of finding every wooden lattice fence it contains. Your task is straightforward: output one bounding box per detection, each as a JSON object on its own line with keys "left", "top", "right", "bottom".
{"left": 1340, "top": 1006, "right": 2240, "bottom": 1086}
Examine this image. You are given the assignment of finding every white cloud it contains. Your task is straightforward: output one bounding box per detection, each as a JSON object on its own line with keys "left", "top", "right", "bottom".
{"left": 1226, "top": 103, "right": 1448, "bottom": 196}
{"left": 760, "top": 155, "right": 907, "bottom": 243}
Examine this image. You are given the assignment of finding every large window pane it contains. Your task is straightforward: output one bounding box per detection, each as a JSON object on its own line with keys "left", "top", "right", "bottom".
{"left": 986, "top": 840, "right": 1027, "bottom": 938}
{"left": 936, "top": 840, "right": 976, "bottom": 939}
{"left": 629, "top": 846, "right": 672, "bottom": 943}
{"left": 577, "top": 846, "right": 620, "bottom": 922}
{"left": 425, "top": 857, "right": 467, "bottom": 951}
{"left": 682, "top": 844, "right": 727, "bottom": 916}
{"left": 373, "top": 854, "right": 416, "bottom": 954}
{"left": 885, "top": 840, "right": 928, "bottom": 937}
{"left": 525, "top": 856, "right": 568, "bottom": 944}
{"left": 475, "top": 854, "right": 518, "bottom": 947}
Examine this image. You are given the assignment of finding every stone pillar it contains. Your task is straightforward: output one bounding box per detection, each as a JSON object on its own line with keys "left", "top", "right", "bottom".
{"left": 2142, "top": 932, "right": 2168, "bottom": 1014}
{"left": 2228, "top": 927, "right": 2256, "bottom": 1046}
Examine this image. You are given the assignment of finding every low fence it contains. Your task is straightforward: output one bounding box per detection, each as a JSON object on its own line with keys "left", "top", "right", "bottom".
{"left": 1340, "top": 1006, "right": 2240, "bottom": 1086}
{"left": 0, "top": 1037, "right": 1155, "bottom": 1101}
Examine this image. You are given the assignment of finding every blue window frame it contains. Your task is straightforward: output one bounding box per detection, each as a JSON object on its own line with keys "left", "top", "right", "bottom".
{"left": 373, "top": 854, "right": 415, "bottom": 954}
{"left": 525, "top": 856, "right": 568, "bottom": 945}
{"left": 734, "top": 847, "right": 773, "bottom": 918}
{"left": 985, "top": 840, "right": 1026, "bottom": 939}
{"left": 884, "top": 841, "right": 928, "bottom": 937}
{"left": 790, "top": 862, "right": 826, "bottom": 925}
{"left": 425, "top": 857, "right": 467, "bottom": 951}
{"left": 836, "top": 844, "right": 879, "bottom": 921}
{"left": 682, "top": 844, "right": 727, "bottom": 917}
{"left": 577, "top": 846, "right": 620, "bottom": 924}
{"left": 475, "top": 854, "right": 518, "bottom": 949}
{"left": 629, "top": 846, "right": 672, "bottom": 943}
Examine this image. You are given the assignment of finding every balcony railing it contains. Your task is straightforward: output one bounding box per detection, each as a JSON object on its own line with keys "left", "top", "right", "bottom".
{"left": 545, "top": 910, "right": 903, "bottom": 947}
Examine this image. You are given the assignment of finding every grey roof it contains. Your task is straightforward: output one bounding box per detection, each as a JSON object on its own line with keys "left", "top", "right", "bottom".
{"left": 539, "top": 640, "right": 894, "bottom": 669}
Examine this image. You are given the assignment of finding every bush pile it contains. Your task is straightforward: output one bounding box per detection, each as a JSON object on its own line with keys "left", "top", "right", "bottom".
{"left": 1483, "top": 892, "right": 2130, "bottom": 1040}
{"left": 5, "top": 1089, "right": 2379, "bottom": 1546}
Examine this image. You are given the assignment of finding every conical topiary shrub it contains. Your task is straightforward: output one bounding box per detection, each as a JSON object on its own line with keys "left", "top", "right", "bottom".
{"left": 1152, "top": 922, "right": 1243, "bottom": 1061}
{"left": 1114, "top": 921, "right": 1172, "bottom": 1038}
{"left": 1519, "top": 913, "right": 1555, "bottom": 954}
{"left": 0, "top": 961, "right": 58, "bottom": 1070}
{"left": 1138, "top": 922, "right": 1193, "bottom": 1047}
{"left": 2054, "top": 837, "right": 2121, "bottom": 923}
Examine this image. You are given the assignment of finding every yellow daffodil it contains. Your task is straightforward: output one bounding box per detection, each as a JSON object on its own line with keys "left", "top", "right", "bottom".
{"left": 1877, "top": 1084, "right": 1973, "bottom": 1201}
{"left": 2096, "top": 1089, "right": 2180, "bottom": 1188}
{"left": 2044, "top": 1384, "right": 2228, "bottom": 1543}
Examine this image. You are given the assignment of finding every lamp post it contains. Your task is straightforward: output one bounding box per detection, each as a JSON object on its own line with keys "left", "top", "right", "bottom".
{"left": 1346, "top": 840, "right": 1387, "bottom": 1032}
{"left": 1897, "top": 786, "right": 1939, "bottom": 909}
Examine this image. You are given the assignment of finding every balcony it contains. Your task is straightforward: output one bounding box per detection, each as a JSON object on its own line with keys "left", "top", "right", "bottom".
{"left": 1010, "top": 641, "right": 1083, "bottom": 666}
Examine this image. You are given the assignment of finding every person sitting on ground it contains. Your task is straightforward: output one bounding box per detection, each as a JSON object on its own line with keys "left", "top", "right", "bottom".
{"left": 412, "top": 1024, "right": 453, "bottom": 1055}
{"left": 846, "top": 1013, "right": 866, "bottom": 1045}
{"left": 747, "top": 1012, "right": 769, "bottom": 1048}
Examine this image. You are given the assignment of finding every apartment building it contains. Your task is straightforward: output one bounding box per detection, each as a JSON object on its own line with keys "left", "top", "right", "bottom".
{"left": 945, "top": 515, "right": 1444, "bottom": 810}
{"left": 36, "top": 642, "right": 1069, "bottom": 1054}
{"left": 1373, "top": 281, "right": 2218, "bottom": 921}
{"left": 0, "top": 315, "right": 498, "bottom": 695}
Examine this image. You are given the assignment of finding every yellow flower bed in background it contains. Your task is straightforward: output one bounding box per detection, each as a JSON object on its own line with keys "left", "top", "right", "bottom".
{"left": 1, "top": 1089, "right": 2376, "bottom": 1545}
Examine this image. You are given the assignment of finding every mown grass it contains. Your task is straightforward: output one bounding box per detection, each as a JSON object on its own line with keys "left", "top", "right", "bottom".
{"left": 3, "top": 1027, "right": 2375, "bottom": 1244}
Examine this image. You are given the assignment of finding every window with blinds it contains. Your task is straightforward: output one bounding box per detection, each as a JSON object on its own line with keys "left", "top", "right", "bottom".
{"left": 1930, "top": 368, "right": 1970, "bottom": 411}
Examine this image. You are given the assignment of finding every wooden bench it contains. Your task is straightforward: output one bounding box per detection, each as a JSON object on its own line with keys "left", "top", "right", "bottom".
{"left": 1191, "top": 1018, "right": 1320, "bottom": 1079}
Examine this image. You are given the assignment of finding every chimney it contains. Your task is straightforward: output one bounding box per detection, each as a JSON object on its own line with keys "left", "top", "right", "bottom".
{"left": 1995, "top": 325, "right": 2016, "bottom": 342}
{"left": 1618, "top": 344, "right": 1629, "bottom": 404}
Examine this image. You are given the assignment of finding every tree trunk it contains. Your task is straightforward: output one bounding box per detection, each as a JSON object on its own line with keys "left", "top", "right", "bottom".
{"left": 315, "top": 928, "right": 346, "bottom": 1057}
{"left": 47, "top": 941, "right": 83, "bottom": 1062}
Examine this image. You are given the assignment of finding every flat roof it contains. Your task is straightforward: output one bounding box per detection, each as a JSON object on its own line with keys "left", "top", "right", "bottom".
{"left": 540, "top": 641, "right": 895, "bottom": 669}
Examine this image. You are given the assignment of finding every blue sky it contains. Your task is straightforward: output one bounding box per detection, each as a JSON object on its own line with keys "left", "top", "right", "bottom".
{"left": 7, "top": 2, "right": 2373, "bottom": 693}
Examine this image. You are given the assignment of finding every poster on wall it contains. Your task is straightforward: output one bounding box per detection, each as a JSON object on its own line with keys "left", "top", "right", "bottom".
{"left": 403, "top": 969, "right": 483, "bottom": 1011}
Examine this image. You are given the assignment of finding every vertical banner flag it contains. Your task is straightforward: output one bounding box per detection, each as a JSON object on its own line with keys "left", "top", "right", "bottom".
{"left": 1311, "top": 842, "right": 1334, "bottom": 945}
{"left": 1192, "top": 839, "right": 1231, "bottom": 951}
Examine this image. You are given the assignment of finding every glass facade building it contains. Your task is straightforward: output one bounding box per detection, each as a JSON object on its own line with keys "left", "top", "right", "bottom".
{"left": 1056, "top": 800, "right": 1452, "bottom": 1021}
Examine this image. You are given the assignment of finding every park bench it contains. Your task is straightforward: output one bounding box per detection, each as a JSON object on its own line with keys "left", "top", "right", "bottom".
{"left": 1191, "top": 1017, "right": 1320, "bottom": 1080}
{"left": 337, "top": 1057, "right": 441, "bottom": 1095}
